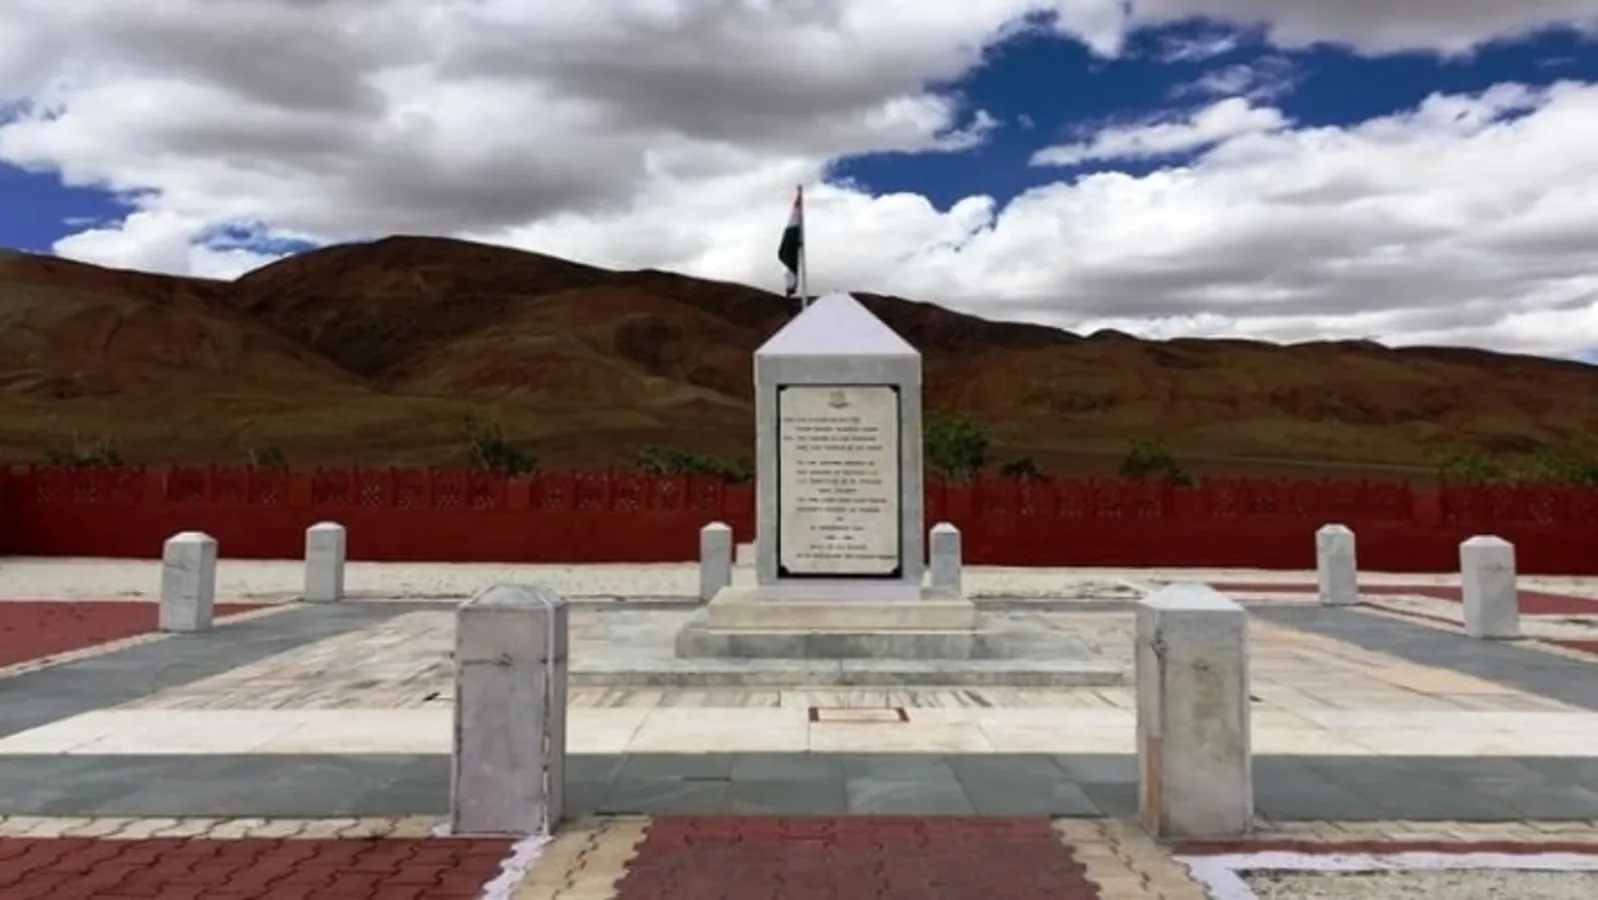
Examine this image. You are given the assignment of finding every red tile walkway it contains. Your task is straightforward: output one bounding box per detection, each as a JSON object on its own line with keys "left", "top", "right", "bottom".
{"left": 0, "top": 601, "right": 263, "bottom": 667}
{"left": 1207, "top": 583, "right": 1598, "bottom": 615}
{"left": 0, "top": 836, "right": 512, "bottom": 900}
{"left": 612, "top": 816, "right": 1098, "bottom": 900}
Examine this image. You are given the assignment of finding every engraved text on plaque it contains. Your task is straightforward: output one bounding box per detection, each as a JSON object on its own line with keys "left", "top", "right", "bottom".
{"left": 775, "top": 385, "right": 902, "bottom": 576}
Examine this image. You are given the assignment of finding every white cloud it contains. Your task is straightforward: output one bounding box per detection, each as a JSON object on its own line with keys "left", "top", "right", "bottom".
{"left": 1031, "top": 97, "right": 1289, "bottom": 166}
{"left": 3, "top": 0, "right": 1598, "bottom": 358}
{"left": 1171, "top": 56, "right": 1299, "bottom": 102}
{"left": 1152, "top": 29, "right": 1242, "bottom": 62}
{"left": 1128, "top": 0, "right": 1598, "bottom": 56}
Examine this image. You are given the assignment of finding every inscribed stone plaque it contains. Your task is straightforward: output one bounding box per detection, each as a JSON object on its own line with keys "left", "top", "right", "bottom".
{"left": 776, "top": 385, "right": 902, "bottom": 576}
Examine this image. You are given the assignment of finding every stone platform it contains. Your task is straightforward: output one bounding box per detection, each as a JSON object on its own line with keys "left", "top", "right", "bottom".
{"left": 667, "top": 589, "right": 1122, "bottom": 684}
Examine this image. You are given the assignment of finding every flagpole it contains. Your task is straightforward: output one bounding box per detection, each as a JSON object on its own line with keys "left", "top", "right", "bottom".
{"left": 798, "top": 184, "right": 809, "bottom": 310}
{"left": 799, "top": 233, "right": 809, "bottom": 311}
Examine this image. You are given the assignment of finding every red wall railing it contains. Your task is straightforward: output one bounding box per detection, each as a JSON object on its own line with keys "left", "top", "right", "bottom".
{"left": 0, "top": 465, "right": 1594, "bottom": 573}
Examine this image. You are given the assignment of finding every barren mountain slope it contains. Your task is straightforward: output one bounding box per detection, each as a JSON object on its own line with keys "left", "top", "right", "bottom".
{"left": 2, "top": 237, "right": 1596, "bottom": 472}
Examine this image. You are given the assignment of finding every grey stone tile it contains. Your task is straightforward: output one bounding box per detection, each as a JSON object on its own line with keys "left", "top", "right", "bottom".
{"left": 1075, "top": 781, "right": 1138, "bottom": 816}
{"left": 1253, "top": 607, "right": 1598, "bottom": 710}
{"left": 845, "top": 778, "right": 975, "bottom": 814}
{"left": 957, "top": 776, "right": 1101, "bottom": 816}
{"left": 1051, "top": 753, "right": 1136, "bottom": 785}
{"left": 1302, "top": 758, "right": 1522, "bottom": 821}
{"left": 945, "top": 753, "right": 1066, "bottom": 781}
{"left": 730, "top": 752, "right": 845, "bottom": 782}
{"left": 1252, "top": 772, "right": 1381, "bottom": 821}
{"left": 565, "top": 780, "right": 611, "bottom": 817}
{"left": 566, "top": 754, "right": 629, "bottom": 783}
{"left": 838, "top": 753, "right": 956, "bottom": 780}
{"left": 600, "top": 779, "right": 731, "bottom": 814}
{"left": 615, "top": 753, "right": 735, "bottom": 781}
{"left": 0, "top": 604, "right": 408, "bottom": 739}
{"left": 727, "top": 779, "right": 850, "bottom": 815}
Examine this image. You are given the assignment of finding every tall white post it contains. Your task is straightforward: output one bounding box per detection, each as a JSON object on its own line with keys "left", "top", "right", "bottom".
{"left": 1460, "top": 536, "right": 1519, "bottom": 639}
{"left": 1136, "top": 583, "right": 1253, "bottom": 838}
{"left": 1315, "top": 524, "right": 1358, "bottom": 607}
{"left": 160, "top": 531, "right": 218, "bottom": 632}
{"left": 304, "top": 521, "right": 347, "bottom": 603}
{"left": 452, "top": 585, "right": 568, "bottom": 836}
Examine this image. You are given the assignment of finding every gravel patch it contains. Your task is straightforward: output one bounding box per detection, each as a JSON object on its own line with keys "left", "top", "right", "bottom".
{"left": 1243, "top": 869, "right": 1598, "bottom": 899}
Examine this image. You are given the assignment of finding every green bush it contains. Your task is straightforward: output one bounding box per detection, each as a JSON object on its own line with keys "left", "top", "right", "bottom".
{"left": 998, "top": 456, "right": 1046, "bottom": 480}
{"left": 43, "top": 435, "right": 122, "bottom": 467}
{"left": 1437, "top": 445, "right": 1598, "bottom": 486}
{"left": 465, "top": 420, "right": 537, "bottom": 475}
{"left": 636, "top": 446, "right": 752, "bottom": 483}
{"left": 925, "top": 415, "right": 991, "bottom": 481}
{"left": 245, "top": 445, "right": 288, "bottom": 468}
{"left": 1118, "top": 438, "right": 1193, "bottom": 486}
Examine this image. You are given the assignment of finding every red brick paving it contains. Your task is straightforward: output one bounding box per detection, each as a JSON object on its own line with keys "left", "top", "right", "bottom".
{"left": 0, "top": 836, "right": 512, "bottom": 900}
{"left": 1174, "top": 838, "right": 1598, "bottom": 856}
{"left": 0, "top": 601, "right": 262, "bottom": 667}
{"left": 613, "top": 816, "right": 1097, "bottom": 900}
{"left": 1207, "top": 583, "right": 1598, "bottom": 615}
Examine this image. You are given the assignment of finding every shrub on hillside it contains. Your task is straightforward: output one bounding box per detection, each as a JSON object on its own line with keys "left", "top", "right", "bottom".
{"left": 464, "top": 420, "right": 537, "bottom": 475}
{"left": 1118, "top": 439, "right": 1193, "bottom": 486}
{"left": 925, "top": 415, "right": 991, "bottom": 481}
{"left": 43, "top": 435, "right": 122, "bottom": 467}
{"left": 636, "top": 446, "right": 753, "bottom": 483}
{"left": 1438, "top": 445, "right": 1598, "bottom": 486}
{"left": 998, "top": 456, "right": 1047, "bottom": 480}
{"left": 245, "top": 445, "right": 289, "bottom": 468}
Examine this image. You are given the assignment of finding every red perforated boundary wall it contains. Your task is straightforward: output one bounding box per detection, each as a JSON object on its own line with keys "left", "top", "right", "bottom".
{"left": 1, "top": 465, "right": 1595, "bottom": 572}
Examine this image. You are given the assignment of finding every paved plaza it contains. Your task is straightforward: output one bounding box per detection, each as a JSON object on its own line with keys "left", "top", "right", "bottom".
{"left": 0, "top": 558, "right": 1596, "bottom": 897}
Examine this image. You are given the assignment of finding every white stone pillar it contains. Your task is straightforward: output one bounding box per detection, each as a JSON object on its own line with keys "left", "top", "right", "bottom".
{"left": 1460, "top": 535, "right": 1519, "bottom": 639}
{"left": 929, "top": 522, "right": 962, "bottom": 596}
{"left": 160, "top": 531, "right": 218, "bottom": 633}
{"left": 1136, "top": 583, "right": 1252, "bottom": 838}
{"left": 304, "top": 521, "right": 347, "bottom": 603}
{"left": 700, "top": 523, "right": 733, "bottom": 602}
{"left": 452, "top": 584, "right": 568, "bottom": 836}
{"left": 1315, "top": 524, "right": 1358, "bottom": 607}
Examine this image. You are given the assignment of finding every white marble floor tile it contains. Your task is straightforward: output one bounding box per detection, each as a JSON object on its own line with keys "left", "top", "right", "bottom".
{"left": 1251, "top": 728, "right": 1373, "bottom": 755}
{"left": 968, "top": 708, "right": 1132, "bottom": 730}
{"left": 0, "top": 712, "right": 131, "bottom": 754}
{"left": 69, "top": 711, "right": 307, "bottom": 754}
{"left": 626, "top": 707, "right": 809, "bottom": 752}
{"left": 253, "top": 709, "right": 449, "bottom": 754}
{"left": 566, "top": 708, "right": 653, "bottom": 754}
{"left": 974, "top": 724, "right": 1134, "bottom": 753}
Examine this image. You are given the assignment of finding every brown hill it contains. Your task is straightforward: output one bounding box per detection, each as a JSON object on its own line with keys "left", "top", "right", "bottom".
{"left": 2, "top": 236, "right": 1596, "bottom": 476}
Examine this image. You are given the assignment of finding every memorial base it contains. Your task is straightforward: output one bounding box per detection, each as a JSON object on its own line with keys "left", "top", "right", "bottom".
{"left": 676, "top": 586, "right": 1002, "bottom": 660}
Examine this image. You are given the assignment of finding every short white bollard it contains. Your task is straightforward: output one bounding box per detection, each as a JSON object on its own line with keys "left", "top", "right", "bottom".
{"left": 304, "top": 521, "right": 347, "bottom": 603}
{"left": 451, "top": 584, "right": 568, "bottom": 836}
{"left": 1136, "top": 583, "right": 1253, "bottom": 838}
{"left": 735, "top": 541, "right": 756, "bottom": 567}
{"left": 160, "top": 531, "right": 218, "bottom": 632}
{"left": 929, "top": 522, "right": 962, "bottom": 595}
{"left": 1315, "top": 524, "right": 1358, "bottom": 607}
{"left": 1460, "top": 535, "right": 1519, "bottom": 639}
{"left": 699, "top": 523, "right": 733, "bottom": 602}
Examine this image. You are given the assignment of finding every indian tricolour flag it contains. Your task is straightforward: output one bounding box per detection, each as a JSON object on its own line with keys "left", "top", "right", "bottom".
{"left": 777, "top": 185, "right": 804, "bottom": 298}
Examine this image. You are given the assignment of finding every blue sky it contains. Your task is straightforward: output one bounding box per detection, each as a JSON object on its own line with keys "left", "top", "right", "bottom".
{"left": 2, "top": 5, "right": 1596, "bottom": 356}
{"left": 833, "top": 22, "right": 1598, "bottom": 210}
{"left": 5, "top": 22, "right": 1594, "bottom": 259}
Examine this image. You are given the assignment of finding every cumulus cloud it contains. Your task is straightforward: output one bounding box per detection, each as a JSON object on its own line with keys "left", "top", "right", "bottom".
{"left": 1030, "top": 97, "right": 1289, "bottom": 166}
{"left": 1127, "top": 0, "right": 1598, "bottom": 56}
{"left": 1170, "top": 56, "right": 1299, "bottom": 102}
{"left": 2, "top": 0, "right": 1598, "bottom": 354}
